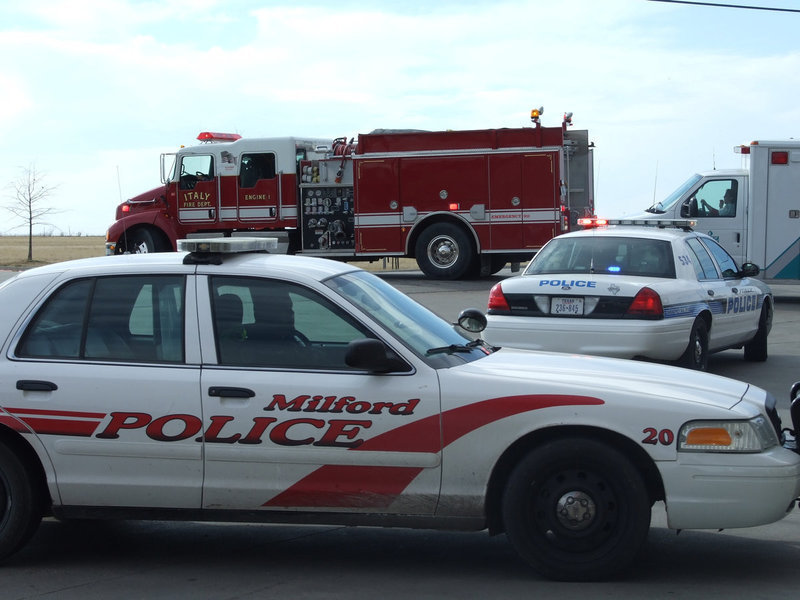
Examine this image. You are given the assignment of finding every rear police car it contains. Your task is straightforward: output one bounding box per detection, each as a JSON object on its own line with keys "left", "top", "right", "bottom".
{"left": 483, "top": 219, "right": 772, "bottom": 370}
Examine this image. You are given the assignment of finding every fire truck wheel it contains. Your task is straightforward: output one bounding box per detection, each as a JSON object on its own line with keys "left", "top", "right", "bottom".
{"left": 126, "top": 229, "right": 158, "bottom": 254}
{"left": 415, "top": 223, "right": 475, "bottom": 280}
{"left": 502, "top": 438, "right": 651, "bottom": 582}
{"left": 0, "top": 443, "right": 43, "bottom": 561}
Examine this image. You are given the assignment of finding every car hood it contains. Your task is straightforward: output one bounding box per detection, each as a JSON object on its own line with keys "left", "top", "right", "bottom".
{"left": 462, "top": 348, "right": 751, "bottom": 411}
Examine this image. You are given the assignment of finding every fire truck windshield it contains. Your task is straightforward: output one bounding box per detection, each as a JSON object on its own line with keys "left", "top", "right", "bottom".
{"left": 326, "top": 270, "right": 488, "bottom": 364}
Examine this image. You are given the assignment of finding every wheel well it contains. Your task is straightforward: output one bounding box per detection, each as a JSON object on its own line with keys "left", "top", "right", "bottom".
{"left": 484, "top": 426, "right": 665, "bottom": 535}
{"left": 120, "top": 225, "right": 172, "bottom": 253}
{"left": 0, "top": 426, "right": 51, "bottom": 516}
{"left": 406, "top": 215, "right": 479, "bottom": 258}
{"left": 698, "top": 310, "right": 712, "bottom": 332}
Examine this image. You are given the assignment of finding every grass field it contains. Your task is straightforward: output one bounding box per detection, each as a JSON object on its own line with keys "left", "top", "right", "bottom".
{"left": 0, "top": 235, "right": 416, "bottom": 271}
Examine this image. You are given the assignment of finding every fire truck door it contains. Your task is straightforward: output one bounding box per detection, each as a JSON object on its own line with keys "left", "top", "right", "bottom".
{"left": 235, "top": 153, "right": 279, "bottom": 223}
{"left": 488, "top": 155, "right": 523, "bottom": 249}
{"left": 177, "top": 154, "right": 218, "bottom": 225}
{"left": 521, "top": 153, "right": 559, "bottom": 249}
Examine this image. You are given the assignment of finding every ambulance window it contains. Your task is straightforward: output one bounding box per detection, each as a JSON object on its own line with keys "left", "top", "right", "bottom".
{"left": 701, "top": 238, "right": 739, "bottom": 278}
{"left": 686, "top": 238, "right": 719, "bottom": 280}
{"left": 17, "top": 276, "right": 185, "bottom": 363}
{"left": 210, "top": 276, "right": 379, "bottom": 370}
{"left": 239, "top": 153, "right": 276, "bottom": 188}
{"left": 179, "top": 155, "right": 214, "bottom": 190}
{"left": 693, "top": 179, "right": 736, "bottom": 218}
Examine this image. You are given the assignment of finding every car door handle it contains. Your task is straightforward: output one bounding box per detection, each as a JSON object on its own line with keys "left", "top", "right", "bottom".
{"left": 16, "top": 380, "right": 58, "bottom": 391}
{"left": 208, "top": 386, "right": 255, "bottom": 398}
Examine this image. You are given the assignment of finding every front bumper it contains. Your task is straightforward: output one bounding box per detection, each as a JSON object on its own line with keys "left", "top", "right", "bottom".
{"left": 659, "top": 446, "right": 800, "bottom": 529}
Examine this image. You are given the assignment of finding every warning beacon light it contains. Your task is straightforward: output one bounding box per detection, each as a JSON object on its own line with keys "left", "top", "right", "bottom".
{"left": 197, "top": 132, "right": 242, "bottom": 143}
{"left": 563, "top": 112, "right": 573, "bottom": 126}
{"left": 530, "top": 106, "right": 543, "bottom": 125}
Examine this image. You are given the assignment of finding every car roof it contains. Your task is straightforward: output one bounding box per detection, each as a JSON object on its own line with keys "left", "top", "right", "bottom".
{"left": 9, "top": 251, "right": 363, "bottom": 283}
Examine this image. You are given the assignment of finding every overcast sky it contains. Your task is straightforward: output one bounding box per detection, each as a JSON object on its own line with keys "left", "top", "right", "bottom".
{"left": 1, "top": 0, "right": 798, "bottom": 236}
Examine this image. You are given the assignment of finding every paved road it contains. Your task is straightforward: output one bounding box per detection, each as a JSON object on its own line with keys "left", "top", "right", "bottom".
{"left": 1, "top": 268, "right": 800, "bottom": 598}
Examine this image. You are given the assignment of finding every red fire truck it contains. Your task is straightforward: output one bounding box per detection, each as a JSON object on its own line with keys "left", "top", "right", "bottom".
{"left": 105, "top": 110, "right": 594, "bottom": 279}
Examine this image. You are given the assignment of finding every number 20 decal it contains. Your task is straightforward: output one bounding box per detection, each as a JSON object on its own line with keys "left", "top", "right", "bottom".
{"left": 642, "top": 427, "right": 674, "bottom": 446}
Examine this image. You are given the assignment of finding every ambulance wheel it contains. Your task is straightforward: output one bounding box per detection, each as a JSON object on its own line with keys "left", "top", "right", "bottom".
{"left": 415, "top": 223, "right": 475, "bottom": 280}
{"left": 502, "top": 438, "right": 651, "bottom": 582}
{"left": 0, "top": 443, "right": 43, "bottom": 560}
{"left": 744, "top": 302, "right": 771, "bottom": 362}
{"left": 679, "top": 318, "right": 708, "bottom": 371}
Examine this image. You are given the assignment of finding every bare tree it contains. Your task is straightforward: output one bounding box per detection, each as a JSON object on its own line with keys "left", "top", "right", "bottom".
{"left": 4, "top": 164, "right": 59, "bottom": 262}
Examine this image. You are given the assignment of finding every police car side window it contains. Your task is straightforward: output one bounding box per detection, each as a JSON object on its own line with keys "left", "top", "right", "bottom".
{"left": 210, "top": 276, "right": 374, "bottom": 370}
{"left": 685, "top": 238, "right": 719, "bottom": 280}
{"left": 17, "top": 276, "right": 186, "bottom": 363}
{"left": 701, "top": 238, "right": 739, "bottom": 278}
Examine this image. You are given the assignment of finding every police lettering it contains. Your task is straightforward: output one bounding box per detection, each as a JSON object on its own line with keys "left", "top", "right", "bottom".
{"left": 727, "top": 294, "right": 759, "bottom": 314}
{"left": 96, "top": 411, "right": 372, "bottom": 448}
{"left": 538, "top": 280, "right": 597, "bottom": 288}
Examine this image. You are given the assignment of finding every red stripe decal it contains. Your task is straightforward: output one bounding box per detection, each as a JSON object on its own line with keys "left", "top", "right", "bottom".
{"left": 17, "top": 416, "right": 102, "bottom": 437}
{"left": 4, "top": 407, "right": 106, "bottom": 419}
{"left": 264, "top": 394, "right": 603, "bottom": 508}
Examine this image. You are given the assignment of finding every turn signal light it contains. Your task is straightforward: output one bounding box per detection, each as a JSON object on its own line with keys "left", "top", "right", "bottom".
{"left": 685, "top": 427, "right": 732, "bottom": 447}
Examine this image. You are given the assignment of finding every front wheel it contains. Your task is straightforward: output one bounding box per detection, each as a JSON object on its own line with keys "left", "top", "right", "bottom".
{"left": 502, "top": 438, "right": 651, "bottom": 581}
{"left": 414, "top": 223, "right": 475, "bottom": 280}
{"left": 0, "top": 443, "right": 43, "bottom": 560}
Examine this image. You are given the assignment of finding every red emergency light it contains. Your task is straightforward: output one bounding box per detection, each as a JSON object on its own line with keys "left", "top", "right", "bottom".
{"left": 197, "top": 132, "right": 242, "bottom": 142}
{"left": 577, "top": 216, "right": 608, "bottom": 228}
{"left": 772, "top": 151, "right": 789, "bottom": 165}
{"left": 448, "top": 203, "right": 460, "bottom": 211}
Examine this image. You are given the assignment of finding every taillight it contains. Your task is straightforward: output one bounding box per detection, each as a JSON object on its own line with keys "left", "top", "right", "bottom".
{"left": 772, "top": 151, "right": 789, "bottom": 165}
{"left": 488, "top": 283, "right": 511, "bottom": 312}
{"left": 626, "top": 287, "right": 663, "bottom": 319}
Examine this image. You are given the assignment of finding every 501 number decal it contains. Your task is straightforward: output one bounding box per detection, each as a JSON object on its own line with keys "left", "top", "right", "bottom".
{"left": 642, "top": 427, "right": 674, "bottom": 446}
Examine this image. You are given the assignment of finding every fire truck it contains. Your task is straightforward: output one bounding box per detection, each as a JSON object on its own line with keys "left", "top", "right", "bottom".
{"left": 105, "top": 110, "right": 594, "bottom": 279}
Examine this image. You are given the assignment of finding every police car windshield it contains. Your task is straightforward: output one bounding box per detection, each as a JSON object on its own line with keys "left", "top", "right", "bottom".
{"left": 325, "top": 271, "right": 486, "bottom": 363}
{"left": 525, "top": 236, "right": 676, "bottom": 279}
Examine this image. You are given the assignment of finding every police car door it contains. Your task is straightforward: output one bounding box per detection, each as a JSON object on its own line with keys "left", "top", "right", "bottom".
{"left": 8, "top": 272, "right": 203, "bottom": 509}
{"left": 198, "top": 275, "right": 442, "bottom": 515}
{"left": 701, "top": 237, "right": 763, "bottom": 340}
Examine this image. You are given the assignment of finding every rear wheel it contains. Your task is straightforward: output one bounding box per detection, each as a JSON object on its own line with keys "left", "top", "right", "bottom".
{"left": 502, "top": 438, "right": 651, "bottom": 581}
{"left": 0, "top": 443, "right": 42, "bottom": 560}
{"left": 414, "top": 223, "right": 475, "bottom": 280}
{"left": 744, "top": 302, "right": 771, "bottom": 362}
{"left": 679, "top": 318, "right": 709, "bottom": 370}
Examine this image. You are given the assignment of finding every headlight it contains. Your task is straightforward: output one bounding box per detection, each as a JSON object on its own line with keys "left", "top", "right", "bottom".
{"left": 678, "top": 416, "right": 778, "bottom": 453}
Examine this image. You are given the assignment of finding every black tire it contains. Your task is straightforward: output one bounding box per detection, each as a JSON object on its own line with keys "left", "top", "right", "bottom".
{"left": 414, "top": 223, "right": 476, "bottom": 280}
{"left": 489, "top": 256, "right": 508, "bottom": 275}
{"left": 0, "top": 443, "right": 43, "bottom": 560}
{"left": 679, "top": 318, "right": 709, "bottom": 371}
{"left": 502, "top": 438, "right": 651, "bottom": 581}
{"left": 124, "top": 228, "right": 157, "bottom": 254}
{"left": 744, "top": 302, "right": 771, "bottom": 362}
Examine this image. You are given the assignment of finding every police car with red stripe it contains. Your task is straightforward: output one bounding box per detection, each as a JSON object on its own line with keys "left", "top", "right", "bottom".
{"left": 484, "top": 219, "right": 772, "bottom": 370}
{"left": 0, "top": 237, "right": 796, "bottom": 582}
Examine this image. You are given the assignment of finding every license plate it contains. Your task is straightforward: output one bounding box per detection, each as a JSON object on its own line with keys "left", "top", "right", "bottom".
{"left": 550, "top": 297, "right": 584, "bottom": 315}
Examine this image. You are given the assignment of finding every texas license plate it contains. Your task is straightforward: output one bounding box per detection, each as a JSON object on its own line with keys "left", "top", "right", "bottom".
{"left": 551, "top": 297, "right": 584, "bottom": 315}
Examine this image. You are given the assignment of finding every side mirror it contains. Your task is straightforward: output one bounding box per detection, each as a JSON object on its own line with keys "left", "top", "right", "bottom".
{"left": 740, "top": 262, "right": 760, "bottom": 277}
{"left": 456, "top": 308, "right": 487, "bottom": 333}
{"left": 345, "top": 338, "right": 410, "bottom": 373}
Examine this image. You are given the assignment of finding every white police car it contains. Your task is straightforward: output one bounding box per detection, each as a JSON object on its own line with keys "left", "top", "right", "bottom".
{"left": 483, "top": 220, "right": 773, "bottom": 370}
{"left": 0, "top": 238, "right": 797, "bottom": 582}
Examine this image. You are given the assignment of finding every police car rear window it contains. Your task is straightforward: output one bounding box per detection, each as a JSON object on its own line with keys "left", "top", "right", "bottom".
{"left": 525, "top": 237, "right": 676, "bottom": 279}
